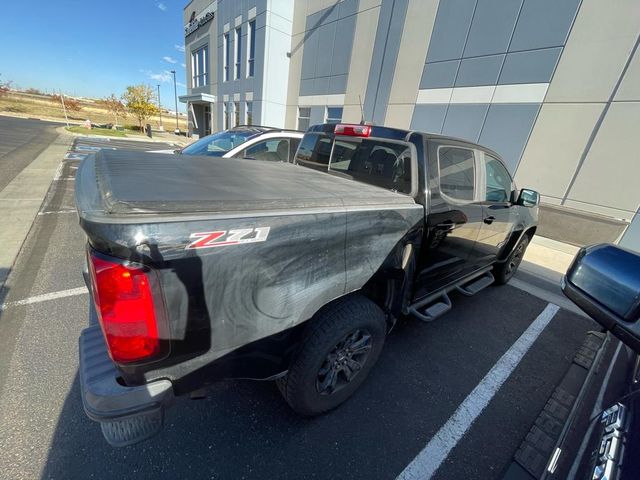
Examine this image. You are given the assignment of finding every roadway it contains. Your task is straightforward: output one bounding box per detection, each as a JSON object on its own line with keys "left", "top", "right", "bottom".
{"left": 0, "top": 116, "right": 60, "bottom": 191}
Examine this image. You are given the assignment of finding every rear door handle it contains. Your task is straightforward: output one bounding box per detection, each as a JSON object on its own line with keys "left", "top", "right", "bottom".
{"left": 483, "top": 216, "right": 495, "bottom": 225}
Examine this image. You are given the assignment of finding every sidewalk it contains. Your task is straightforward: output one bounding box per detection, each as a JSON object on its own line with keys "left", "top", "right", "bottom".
{"left": 0, "top": 132, "right": 73, "bottom": 290}
{"left": 514, "top": 235, "right": 585, "bottom": 317}
{"left": 521, "top": 235, "right": 579, "bottom": 282}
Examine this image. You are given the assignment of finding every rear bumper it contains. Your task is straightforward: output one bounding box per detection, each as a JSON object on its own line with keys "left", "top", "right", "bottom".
{"left": 79, "top": 325, "right": 174, "bottom": 446}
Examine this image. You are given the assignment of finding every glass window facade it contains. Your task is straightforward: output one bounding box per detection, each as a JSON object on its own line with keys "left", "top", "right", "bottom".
{"left": 234, "top": 27, "right": 242, "bottom": 80}
{"left": 191, "top": 45, "right": 208, "bottom": 88}
{"left": 223, "top": 33, "right": 230, "bottom": 82}
{"left": 247, "top": 20, "right": 256, "bottom": 77}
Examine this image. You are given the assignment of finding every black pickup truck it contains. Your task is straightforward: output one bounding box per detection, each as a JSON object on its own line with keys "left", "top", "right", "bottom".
{"left": 75, "top": 123, "right": 539, "bottom": 446}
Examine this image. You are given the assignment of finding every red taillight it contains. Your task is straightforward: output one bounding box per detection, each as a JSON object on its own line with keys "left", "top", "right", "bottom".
{"left": 334, "top": 124, "right": 371, "bottom": 137}
{"left": 88, "top": 252, "right": 167, "bottom": 363}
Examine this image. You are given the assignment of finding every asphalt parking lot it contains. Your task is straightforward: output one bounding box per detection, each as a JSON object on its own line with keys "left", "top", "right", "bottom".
{"left": 0, "top": 135, "right": 598, "bottom": 480}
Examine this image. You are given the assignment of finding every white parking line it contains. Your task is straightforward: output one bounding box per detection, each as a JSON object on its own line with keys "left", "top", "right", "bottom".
{"left": 397, "top": 303, "right": 560, "bottom": 480}
{"left": 0, "top": 286, "right": 88, "bottom": 311}
{"left": 53, "top": 161, "right": 64, "bottom": 180}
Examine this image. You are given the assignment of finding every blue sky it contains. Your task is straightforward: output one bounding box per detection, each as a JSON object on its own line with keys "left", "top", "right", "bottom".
{"left": 0, "top": 0, "right": 189, "bottom": 111}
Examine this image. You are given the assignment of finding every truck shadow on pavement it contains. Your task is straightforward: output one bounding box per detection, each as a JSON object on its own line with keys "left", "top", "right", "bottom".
{"left": 40, "top": 287, "right": 594, "bottom": 480}
{"left": 0, "top": 267, "right": 10, "bottom": 308}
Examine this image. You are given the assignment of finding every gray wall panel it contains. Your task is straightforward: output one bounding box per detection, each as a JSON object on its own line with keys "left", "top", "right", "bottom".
{"left": 306, "top": 10, "right": 321, "bottom": 31}
{"left": 330, "top": 16, "right": 356, "bottom": 76}
{"left": 299, "top": 1, "right": 358, "bottom": 96}
{"left": 256, "top": 10, "right": 267, "bottom": 29}
{"left": 339, "top": 0, "right": 359, "bottom": 18}
{"left": 478, "top": 103, "right": 540, "bottom": 172}
{"left": 509, "top": 0, "right": 581, "bottom": 51}
{"left": 410, "top": 104, "right": 448, "bottom": 133}
{"left": 442, "top": 104, "right": 490, "bottom": 141}
{"left": 316, "top": 23, "right": 337, "bottom": 75}
{"left": 299, "top": 78, "right": 315, "bottom": 96}
{"left": 321, "top": 4, "right": 339, "bottom": 24}
{"left": 328, "top": 75, "right": 348, "bottom": 94}
{"left": 420, "top": 60, "right": 460, "bottom": 89}
{"left": 312, "top": 76, "right": 329, "bottom": 95}
{"left": 499, "top": 47, "right": 562, "bottom": 84}
{"left": 455, "top": 54, "right": 504, "bottom": 87}
{"left": 300, "top": 29, "right": 319, "bottom": 79}
{"left": 426, "top": 0, "right": 477, "bottom": 62}
{"left": 463, "top": 0, "right": 523, "bottom": 57}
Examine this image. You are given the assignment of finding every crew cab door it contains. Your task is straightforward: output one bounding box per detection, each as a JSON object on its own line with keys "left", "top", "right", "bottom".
{"left": 414, "top": 141, "right": 484, "bottom": 296}
{"left": 474, "top": 152, "right": 517, "bottom": 264}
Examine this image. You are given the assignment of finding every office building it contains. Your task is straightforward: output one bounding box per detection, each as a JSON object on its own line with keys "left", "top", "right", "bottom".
{"left": 180, "top": 0, "right": 640, "bottom": 249}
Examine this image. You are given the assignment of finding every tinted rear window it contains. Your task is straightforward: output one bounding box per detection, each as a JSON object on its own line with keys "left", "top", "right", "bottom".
{"left": 295, "top": 133, "right": 333, "bottom": 171}
{"left": 295, "top": 134, "right": 414, "bottom": 194}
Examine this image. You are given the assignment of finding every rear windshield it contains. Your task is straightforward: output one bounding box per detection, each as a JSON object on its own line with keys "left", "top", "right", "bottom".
{"left": 295, "top": 134, "right": 414, "bottom": 194}
{"left": 181, "top": 130, "right": 256, "bottom": 157}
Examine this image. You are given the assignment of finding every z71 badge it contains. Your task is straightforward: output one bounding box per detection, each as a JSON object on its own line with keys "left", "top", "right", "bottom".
{"left": 186, "top": 227, "right": 270, "bottom": 250}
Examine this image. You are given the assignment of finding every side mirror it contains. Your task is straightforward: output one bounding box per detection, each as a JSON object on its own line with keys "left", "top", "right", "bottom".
{"left": 516, "top": 188, "right": 539, "bottom": 207}
{"left": 563, "top": 244, "right": 640, "bottom": 352}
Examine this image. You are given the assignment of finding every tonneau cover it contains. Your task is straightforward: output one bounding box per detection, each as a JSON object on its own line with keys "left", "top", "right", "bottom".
{"left": 77, "top": 149, "right": 416, "bottom": 217}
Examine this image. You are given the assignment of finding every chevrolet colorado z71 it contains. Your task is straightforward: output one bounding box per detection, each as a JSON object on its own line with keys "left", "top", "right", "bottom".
{"left": 75, "top": 123, "right": 540, "bottom": 446}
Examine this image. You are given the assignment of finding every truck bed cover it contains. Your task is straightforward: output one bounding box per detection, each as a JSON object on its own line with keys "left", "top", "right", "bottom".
{"left": 76, "top": 150, "right": 416, "bottom": 219}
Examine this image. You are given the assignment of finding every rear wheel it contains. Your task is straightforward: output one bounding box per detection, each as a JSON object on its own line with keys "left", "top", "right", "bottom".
{"left": 493, "top": 234, "right": 529, "bottom": 285}
{"left": 276, "top": 295, "right": 386, "bottom": 416}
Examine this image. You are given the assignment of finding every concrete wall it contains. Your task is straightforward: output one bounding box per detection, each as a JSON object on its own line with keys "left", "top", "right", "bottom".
{"left": 514, "top": 0, "right": 640, "bottom": 246}
{"left": 182, "top": 0, "right": 640, "bottom": 251}
{"left": 260, "top": 0, "right": 295, "bottom": 127}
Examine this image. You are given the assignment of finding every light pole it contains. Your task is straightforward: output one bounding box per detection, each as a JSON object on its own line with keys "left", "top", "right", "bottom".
{"left": 170, "top": 70, "right": 179, "bottom": 134}
{"left": 156, "top": 84, "right": 163, "bottom": 131}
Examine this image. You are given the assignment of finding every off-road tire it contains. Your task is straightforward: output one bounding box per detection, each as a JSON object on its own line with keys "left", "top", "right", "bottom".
{"left": 493, "top": 234, "right": 530, "bottom": 285}
{"left": 276, "top": 295, "right": 387, "bottom": 416}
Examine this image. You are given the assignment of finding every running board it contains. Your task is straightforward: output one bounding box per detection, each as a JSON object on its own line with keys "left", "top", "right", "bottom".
{"left": 456, "top": 272, "right": 495, "bottom": 296}
{"left": 408, "top": 293, "right": 452, "bottom": 322}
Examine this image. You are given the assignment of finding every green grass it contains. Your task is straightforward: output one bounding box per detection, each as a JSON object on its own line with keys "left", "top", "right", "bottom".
{"left": 66, "top": 126, "right": 128, "bottom": 137}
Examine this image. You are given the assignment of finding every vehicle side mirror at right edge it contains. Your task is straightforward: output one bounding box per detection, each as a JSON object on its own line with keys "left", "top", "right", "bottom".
{"left": 563, "top": 244, "right": 640, "bottom": 352}
{"left": 516, "top": 188, "right": 540, "bottom": 207}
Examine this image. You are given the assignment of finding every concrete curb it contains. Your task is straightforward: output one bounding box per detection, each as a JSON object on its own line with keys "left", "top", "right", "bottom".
{"left": 55, "top": 126, "right": 189, "bottom": 146}
{"left": 0, "top": 132, "right": 74, "bottom": 290}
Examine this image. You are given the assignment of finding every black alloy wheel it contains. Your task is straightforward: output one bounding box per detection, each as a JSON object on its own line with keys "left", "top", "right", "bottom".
{"left": 315, "top": 329, "right": 372, "bottom": 396}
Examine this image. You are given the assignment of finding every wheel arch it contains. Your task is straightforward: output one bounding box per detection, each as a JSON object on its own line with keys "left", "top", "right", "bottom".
{"left": 497, "top": 225, "right": 537, "bottom": 262}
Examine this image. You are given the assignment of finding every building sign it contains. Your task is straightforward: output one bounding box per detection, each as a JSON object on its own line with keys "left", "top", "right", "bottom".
{"left": 184, "top": 4, "right": 216, "bottom": 37}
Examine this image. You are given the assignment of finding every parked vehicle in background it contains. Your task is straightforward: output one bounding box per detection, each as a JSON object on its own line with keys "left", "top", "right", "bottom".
{"left": 75, "top": 122, "right": 539, "bottom": 447}
{"left": 148, "top": 125, "right": 303, "bottom": 162}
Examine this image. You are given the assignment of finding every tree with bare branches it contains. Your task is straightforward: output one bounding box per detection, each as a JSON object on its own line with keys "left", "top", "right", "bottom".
{"left": 98, "top": 94, "right": 127, "bottom": 127}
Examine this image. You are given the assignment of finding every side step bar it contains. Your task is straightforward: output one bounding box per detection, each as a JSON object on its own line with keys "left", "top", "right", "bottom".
{"left": 407, "top": 267, "right": 493, "bottom": 323}
{"left": 456, "top": 271, "right": 495, "bottom": 296}
{"left": 408, "top": 293, "right": 452, "bottom": 322}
